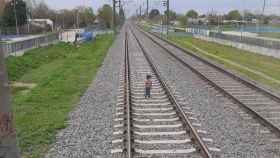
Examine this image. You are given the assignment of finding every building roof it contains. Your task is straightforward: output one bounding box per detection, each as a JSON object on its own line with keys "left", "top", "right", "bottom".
{"left": 28, "top": 19, "right": 53, "bottom": 26}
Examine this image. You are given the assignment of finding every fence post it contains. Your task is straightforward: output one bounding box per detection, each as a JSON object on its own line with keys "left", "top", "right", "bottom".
{"left": 0, "top": 43, "right": 20, "bottom": 158}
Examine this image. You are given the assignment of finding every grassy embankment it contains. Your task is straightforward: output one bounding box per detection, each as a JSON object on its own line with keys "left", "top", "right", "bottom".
{"left": 140, "top": 22, "right": 153, "bottom": 32}
{"left": 165, "top": 35, "right": 280, "bottom": 91}
{"left": 259, "top": 32, "right": 280, "bottom": 39}
{"left": 6, "top": 34, "right": 115, "bottom": 158}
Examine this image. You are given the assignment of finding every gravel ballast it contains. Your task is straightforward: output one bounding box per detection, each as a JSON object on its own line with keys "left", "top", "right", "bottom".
{"left": 46, "top": 30, "right": 125, "bottom": 158}
{"left": 134, "top": 28, "right": 280, "bottom": 157}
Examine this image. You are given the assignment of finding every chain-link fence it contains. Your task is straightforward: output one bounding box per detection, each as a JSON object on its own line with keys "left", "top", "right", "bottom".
{"left": 0, "top": 33, "right": 59, "bottom": 57}
{"left": 209, "top": 32, "right": 280, "bottom": 50}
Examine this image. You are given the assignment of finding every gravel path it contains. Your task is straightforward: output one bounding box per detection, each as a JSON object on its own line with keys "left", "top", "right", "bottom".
{"left": 45, "top": 30, "right": 125, "bottom": 158}
{"left": 134, "top": 28, "right": 280, "bottom": 158}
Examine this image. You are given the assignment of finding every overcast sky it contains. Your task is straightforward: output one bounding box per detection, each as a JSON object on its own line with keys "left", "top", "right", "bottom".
{"left": 44, "top": 0, "right": 280, "bottom": 15}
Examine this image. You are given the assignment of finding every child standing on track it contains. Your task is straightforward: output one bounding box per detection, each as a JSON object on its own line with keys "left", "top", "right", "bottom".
{"left": 145, "top": 75, "right": 152, "bottom": 98}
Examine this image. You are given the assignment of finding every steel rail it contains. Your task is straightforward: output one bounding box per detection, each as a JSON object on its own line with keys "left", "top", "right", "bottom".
{"left": 129, "top": 26, "right": 213, "bottom": 158}
{"left": 124, "top": 30, "right": 132, "bottom": 158}
{"left": 135, "top": 25, "right": 280, "bottom": 137}
{"left": 137, "top": 25, "right": 280, "bottom": 103}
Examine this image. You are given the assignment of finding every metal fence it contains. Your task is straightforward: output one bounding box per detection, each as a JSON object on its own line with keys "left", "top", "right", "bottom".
{"left": 0, "top": 33, "right": 59, "bottom": 57}
{"left": 209, "top": 32, "right": 280, "bottom": 50}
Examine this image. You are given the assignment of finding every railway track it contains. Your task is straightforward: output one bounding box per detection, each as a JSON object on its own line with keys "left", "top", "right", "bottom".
{"left": 111, "top": 27, "right": 220, "bottom": 157}
{"left": 134, "top": 24, "right": 280, "bottom": 142}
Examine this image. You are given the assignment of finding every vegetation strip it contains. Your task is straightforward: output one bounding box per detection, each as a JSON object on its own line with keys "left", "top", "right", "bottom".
{"left": 165, "top": 35, "right": 280, "bottom": 91}
{"left": 181, "top": 41, "right": 280, "bottom": 84}
{"left": 7, "top": 34, "right": 114, "bottom": 158}
{"left": 259, "top": 32, "right": 280, "bottom": 39}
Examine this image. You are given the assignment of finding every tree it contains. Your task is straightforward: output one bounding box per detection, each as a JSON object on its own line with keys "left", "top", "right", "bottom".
{"left": 177, "top": 14, "right": 187, "bottom": 26}
{"left": 77, "top": 6, "right": 96, "bottom": 27}
{"left": 263, "top": 16, "right": 271, "bottom": 24}
{"left": 199, "top": 14, "right": 206, "bottom": 18}
{"left": 226, "top": 10, "right": 242, "bottom": 20}
{"left": 149, "top": 9, "right": 160, "bottom": 19}
{"left": 31, "top": 1, "right": 53, "bottom": 19}
{"left": 164, "top": 10, "right": 177, "bottom": 21}
{"left": 243, "top": 10, "right": 256, "bottom": 21}
{"left": 59, "top": 9, "right": 76, "bottom": 28}
{"left": 0, "top": 0, "right": 5, "bottom": 17}
{"left": 98, "top": 4, "right": 113, "bottom": 28}
{"left": 186, "top": 10, "right": 198, "bottom": 18}
{"left": 2, "top": 0, "right": 27, "bottom": 27}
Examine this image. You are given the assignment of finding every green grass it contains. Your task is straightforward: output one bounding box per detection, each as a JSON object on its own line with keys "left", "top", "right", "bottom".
{"left": 166, "top": 35, "right": 280, "bottom": 91}
{"left": 259, "top": 32, "right": 280, "bottom": 39}
{"left": 221, "top": 25, "right": 235, "bottom": 31}
{"left": 6, "top": 43, "right": 72, "bottom": 81}
{"left": 140, "top": 22, "right": 153, "bottom": 32}
{"left": 7, "top": 34, "right": 115, "bottom": 158}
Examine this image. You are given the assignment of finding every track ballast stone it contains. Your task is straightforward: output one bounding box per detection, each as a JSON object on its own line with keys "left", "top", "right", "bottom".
{"left": 134, "top": 28, "right": 280, "bottom": 158}
{"left": 45, "top": 31, "right": 125, "bottom": 158}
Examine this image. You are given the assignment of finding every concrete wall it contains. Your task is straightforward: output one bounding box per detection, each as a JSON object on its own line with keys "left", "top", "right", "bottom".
{"left": 195, "top": 35, "right": 280, "bottom": 59}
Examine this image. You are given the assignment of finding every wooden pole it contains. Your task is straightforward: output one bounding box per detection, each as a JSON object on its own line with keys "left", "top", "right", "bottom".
{"left": 0, "top": 42, "right": 20, "bottom": 158}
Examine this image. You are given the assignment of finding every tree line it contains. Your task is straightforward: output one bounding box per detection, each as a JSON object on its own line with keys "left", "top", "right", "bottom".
{"left": 146, "top": 8, "right": 279, "bottom": 26}
{"left": 0, "top": 0, "right": 124, "bottom": 34}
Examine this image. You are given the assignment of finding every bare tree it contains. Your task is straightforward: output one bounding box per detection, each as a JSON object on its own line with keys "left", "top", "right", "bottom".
{"left": 0, "top": 43, "right": 20, "bottom": 158}
{"left": 0, "top": 0, "right": 6, "bottom": 17}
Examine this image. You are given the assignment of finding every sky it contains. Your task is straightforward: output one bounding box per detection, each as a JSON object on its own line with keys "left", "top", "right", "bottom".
{"left": 43, "top": 0, "right": 280, "bottom": 16}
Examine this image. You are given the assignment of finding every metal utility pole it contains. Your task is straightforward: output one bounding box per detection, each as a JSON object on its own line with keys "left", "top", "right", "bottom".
{"left": 257, "top": 0, "right": 266, "bottom": 33}
{"left": 113, "top": 0, "right": 116, "bottom": 33}
{"left": 119, "top": 0, "right": 121, "bottom": 16}
{"left": 27, "top": 8, "right": 30, "bottom": 34}
{"left": 13, "top": 0, "right": 19, "bottom": 35}
{"left": 0, "top": 42, "right": 20, "bottom": 158}
{"left": 163, "top": 0, "right": 170, "bottom": 35}
{"left": 262, "top": 0, "right": 266, "bottom": 24}
{"left": 112, "top": 0, "right": 121, "bottom": 34}
{"left": 76, "top": 10, "right": 79, "bottom": 29}
{"left": 166, "top": 0, "right": 169, "bottom": 35}
{"left": 146, "top": 0, "right": 149, "bottom": 19}
{"left": 139, "top": 5, "right": 142, "bottom": 18}
{"left": 262, "top": 0, "right": 266, "bottom": 15}
{"left": 62, "top": 13, "right": 65, "bottom": 29}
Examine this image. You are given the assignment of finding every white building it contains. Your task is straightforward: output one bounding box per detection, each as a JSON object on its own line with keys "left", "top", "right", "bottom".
{"left": 28, "top": 19, "right": 54, "bottom": 31}
{"left": 170, "top": 20, "right": 180, "bottom": 26}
